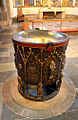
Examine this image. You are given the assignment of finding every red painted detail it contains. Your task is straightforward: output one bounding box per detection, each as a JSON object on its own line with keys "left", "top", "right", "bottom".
{"left": 12, "top": 39, "right": 69, "bottom": 50}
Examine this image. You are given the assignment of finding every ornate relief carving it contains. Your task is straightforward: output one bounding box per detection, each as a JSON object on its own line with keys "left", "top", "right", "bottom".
{"left": 13, "top": 43, "right": 68, "bottom": 101}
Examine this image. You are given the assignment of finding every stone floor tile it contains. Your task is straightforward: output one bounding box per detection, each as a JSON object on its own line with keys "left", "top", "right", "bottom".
{"left": 14, "top": 118, "right": 38, "bottom": 120}
{"left": 67, "top": 94, "right": 78, "bottom": 110}
{"left": 62, "top": 109, "right": 78, "bottom": 120}
{"left": 75, "top": 64, "right": 78, "bottom": 68}
{"left": 0, "top": 48, "right": 9, "bottom": 52}
{"left": 0, "top": 43, "right": 11, "bottom": 48}
{"left": 46, "top": 115, "right": 63, "bottom": 120}
{"left": 1, "top": 104, "right": 23, "bottom": 120}
{"left": 0, "top": 57, "right": 14, "bottom": 63}
{"left": 14, "top": 115, "right": 63, "bottom": 120}
{"left": 66, "top": 58, "right": 78, "bottom": 65}
{"left": 0, "top": 83, "right": 4, "bottom": 120}
{"left": 76, "top": 88, "right": 78, "bottom": 94}
{"left": 0, "top": 62, "right": 16, "bottom": 72}
{"left": 64, "top": 62, "right": 78, "bottom": 88}
{"left": 0, "top": 70, "right": 17, "bottom": 82}
{"left": 0, "top": 41, "right": 3, "bottom": 44}
{"left": 0, "top": 51, "right": 10, "bottom": 57}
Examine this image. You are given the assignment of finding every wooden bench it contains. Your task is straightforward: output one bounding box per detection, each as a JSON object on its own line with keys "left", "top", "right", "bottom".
{"left": 29, "top": 19, "right": 78, "bottom": 33}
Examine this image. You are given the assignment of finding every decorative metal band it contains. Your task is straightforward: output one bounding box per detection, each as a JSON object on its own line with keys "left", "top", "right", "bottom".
{"left": 12, "top": 39, "right": 69, "bottom": 49}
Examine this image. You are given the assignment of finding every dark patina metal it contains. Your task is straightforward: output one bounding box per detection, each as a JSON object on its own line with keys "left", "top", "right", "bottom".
{"left": 12, "top": 30, "right": 69, "bottom": 101}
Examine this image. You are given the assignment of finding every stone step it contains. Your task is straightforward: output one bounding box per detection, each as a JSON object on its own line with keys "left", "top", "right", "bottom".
{"left": 0, "top": 20, "right": 11, "bottom": 28}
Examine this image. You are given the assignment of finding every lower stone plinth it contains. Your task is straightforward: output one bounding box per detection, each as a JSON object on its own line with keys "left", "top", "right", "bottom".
{"left": 2, "top": 77, "right": 76, "bottom": 119}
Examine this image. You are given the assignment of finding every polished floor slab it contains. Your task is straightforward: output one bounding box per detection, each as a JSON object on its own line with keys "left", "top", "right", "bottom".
{"left": 0, "top": 23, "right": 78, "bottom": 120}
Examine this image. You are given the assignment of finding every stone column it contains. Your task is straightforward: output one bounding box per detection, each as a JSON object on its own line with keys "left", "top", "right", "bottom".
{"left": 6, "top": 0, "right": 11, "bottom": 19}
{"left": 0, "top": 0, "right": 12, "bottom": 28}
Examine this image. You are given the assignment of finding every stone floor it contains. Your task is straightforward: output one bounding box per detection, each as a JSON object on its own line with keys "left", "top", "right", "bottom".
{"left": 0, "top": 22, "right": 78, "bottom": 120}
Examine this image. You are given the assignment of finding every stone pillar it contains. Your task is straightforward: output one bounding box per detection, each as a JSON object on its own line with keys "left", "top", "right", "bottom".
{"left": 0, "top": 0, "right": 3, "bottom": 7}
{"left": 0, "top": 0, "right": 11, "bottom": 28}
{"left": 6, "top": 0, "right": 11, "bottom": 19}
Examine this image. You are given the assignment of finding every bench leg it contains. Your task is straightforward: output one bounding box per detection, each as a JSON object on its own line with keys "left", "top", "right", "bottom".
{"left": 32, "top": 22, "right": 34, "bottom": 30}
{"left": 60, "top": 21, "right": 62, "bottom": 30}
{"left": 42, "top": 23, "right": 43, "bottom": 30}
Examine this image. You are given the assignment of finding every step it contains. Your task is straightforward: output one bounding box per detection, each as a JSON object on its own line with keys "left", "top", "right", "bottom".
{"left": 0, "top": 20, "right": 11, "bottom": 28}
